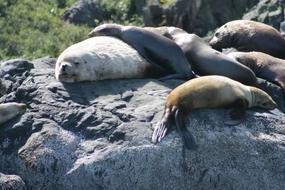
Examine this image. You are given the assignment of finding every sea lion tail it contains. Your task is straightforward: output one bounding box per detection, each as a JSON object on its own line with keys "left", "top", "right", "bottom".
{"left": 152, "top": 107, "right": 171, "bottom": 144}
{"left": 174, "top": 109, "right": 197, "bottom": 150}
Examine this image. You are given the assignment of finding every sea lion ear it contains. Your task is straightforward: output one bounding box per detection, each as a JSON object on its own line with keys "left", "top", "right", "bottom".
{"left": 224, "top": 98, "right": 249, "bottom": 126}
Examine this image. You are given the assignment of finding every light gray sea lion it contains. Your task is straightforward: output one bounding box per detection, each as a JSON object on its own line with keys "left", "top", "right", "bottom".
{"left": 0, "top": 103, "right": 27, "bottom": 125}
{"left": 55, "top": 36, "right": 168, "bottom": 83}
{"left": 88, "top": 23, "right": 195, "bottom": 80}
{"left": 152, "top": 75, "right": 277, "bottom": 149}
{"left": 209, "top": 20, "right": 285, "bottom": 59}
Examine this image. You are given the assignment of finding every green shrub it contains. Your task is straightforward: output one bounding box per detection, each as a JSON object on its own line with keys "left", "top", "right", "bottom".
{"left": 0, "top": 0, "right": 143, "bottom": 60}
{"left": 0, "top": 0, "right": 90, "bottom": 60}
{"left": 101, "top": 0, "right": 143, "bottom": 25}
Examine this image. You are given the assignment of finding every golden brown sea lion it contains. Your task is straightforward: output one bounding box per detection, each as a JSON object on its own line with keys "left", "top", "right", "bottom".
{"left": 152, "top": 75, "right": 277, "bottom": 149}
{"left": 209, "top": 20, "right": 285, "bottom": 59}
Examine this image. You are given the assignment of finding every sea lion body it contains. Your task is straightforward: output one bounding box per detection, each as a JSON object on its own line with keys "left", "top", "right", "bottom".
{"left": 55, "top": 36, "right": 164, "bottom": 83}
{"left": 152, "top": 75, "right": 276, "bottom": 149}
{"left": 88, "top": 24, "right": 194, "bottom": 79}
{"left": 0, "top": 103, "right": 27, "bottom": 125}
{"left": 145, "top": 26, "right": 257, "bottom": 85}
{"left": 228, "top": 51, "right": 285, "bottom": 92}
{"left": 209, "top": 20, "right": 285, "bottom": 59}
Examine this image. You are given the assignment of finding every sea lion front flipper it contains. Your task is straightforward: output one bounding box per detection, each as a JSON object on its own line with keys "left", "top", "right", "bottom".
{"left": 174, "top": 109, "right": 197, "bottom": 150}
{"left": 224, "top": 99, "right": 248, "bottom": 126}
{"left": 158, "top": 73, "right": 191, "bottom": 81}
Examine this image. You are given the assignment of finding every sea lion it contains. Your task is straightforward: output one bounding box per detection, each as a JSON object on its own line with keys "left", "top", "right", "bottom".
{"left": 152, "top": 75, "right": 277, "bottom": 149}
{"left": 209, "top": 20, "right": 285, "bottom": 59}
{"left": 144, "top": 26, "right": 257, "bottom": 85}
{"left": 228, "top": 51, "right": 285, "bottom": 93}
{"left": 88, "top": 23, "right": 194, "bottom": 80}
{"left": 55, "top": 36, "right": 167, "bottom": 83}
{"left": 0, "top": 103, "right": 27, "bottom": 125}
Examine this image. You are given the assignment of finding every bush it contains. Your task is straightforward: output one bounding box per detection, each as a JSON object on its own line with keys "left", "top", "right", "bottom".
{"left": 101, "top": 0, "right": 143, "bottom": 25}
{"left": 0, "top": 0, "right": 90, "bottom": 60}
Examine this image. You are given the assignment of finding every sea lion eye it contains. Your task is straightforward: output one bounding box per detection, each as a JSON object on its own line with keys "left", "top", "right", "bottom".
{"left": 262, "top": 102, "right": 268, "bottom": 107}
{"left": 74, "top": 62, "right": 80, "bottom": 66}
{"left": 215, "top": 32, "right": 220, "bottom": 37}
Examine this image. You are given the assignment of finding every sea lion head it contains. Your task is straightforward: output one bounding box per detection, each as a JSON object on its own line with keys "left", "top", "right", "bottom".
{"left": 88, "top": 23, "right": 122, "bottom": 38}
{"left": 55, "top": 55, "right": 85, "bottom": 83}
{"left": 209, "top": 24, "right": 231, "bottom": 51}
{"left": 250, "top": 87, "right": 277, "bottom": 109}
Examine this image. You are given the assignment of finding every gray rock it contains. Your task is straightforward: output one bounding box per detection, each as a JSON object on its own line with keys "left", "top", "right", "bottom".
{"left": 143, "top": 0, "right": 259, "bottom": 36}
{"left": 243, "top": 0, "right": 284, "bottom": 30}
{"left": 62, "top": 0, "right": 109, "bottom": 26}
{"left": 0, "top": 58, "right": 285, "bottom": 189}
{"left": 0, "top": 173, "right": 26, "bottom": 190}
{"left": 280, "top": 21, "right": 285, "bottom": 36}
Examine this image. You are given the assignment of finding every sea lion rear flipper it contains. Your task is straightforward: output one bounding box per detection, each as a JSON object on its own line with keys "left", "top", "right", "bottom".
{"left": 174, "top": 109, "right": 197, "bottom": 150}
{"left": 152, "top": 108, "right": 171, "bottom": 143}
{"left": 224, "top": 99, "right": 248, "bottom": 126}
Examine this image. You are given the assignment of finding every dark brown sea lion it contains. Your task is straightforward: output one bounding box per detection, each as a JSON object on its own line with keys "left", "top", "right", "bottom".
{"left": 209, "top": 20, "right": 285, "bottom": 59}
{"left": 152, "top": 75, "right": 277, "bottom": 149}
{"left": 228, "top": 51, "right": 285, "bottom": 94}
{"left": 145, "top": 26, "right": 257, "bottom": 85}
{"left": 88, "top": 24, "right": 194, "bottom": 80}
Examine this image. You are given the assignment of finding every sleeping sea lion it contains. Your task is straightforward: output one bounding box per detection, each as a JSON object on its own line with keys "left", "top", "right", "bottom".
{"left": 152, "top": 75, "right": 277, "bottom": 149}
{"left": 144, "top": 26, "right": 257, "bottom": 85}
{"left": 228, "top": 51, "right": 285, "bottom": 94}
{"left": 0, "top": 103, "right": 27, "bottom": 125}
{"left": 55, "top": 36, "right": 167, "bottom": 82}
{"left": 88, "top": 23, "right": 194, "bottom": 80}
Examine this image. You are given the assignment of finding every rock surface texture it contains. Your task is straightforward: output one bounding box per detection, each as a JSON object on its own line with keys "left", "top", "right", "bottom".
{"left": 0, "top": 58, "right": 285, "bottom": 190}
{"left": 0, "top": 173, "right": 26, "bottom": 190}
{"left": 243, "top": 0, "right": 285, "bottom": 30}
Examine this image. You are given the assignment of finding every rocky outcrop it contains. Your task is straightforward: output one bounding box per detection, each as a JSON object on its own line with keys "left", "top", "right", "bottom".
{"left": 243, "top": 0, "right": 285, "bottom": 30}
{"left": 62, "top": 0, "right": 109, "bottom": 26}
{"left": 62, "top": 0, "right": 259, "bottom": 36}
{"left": 0, "top": 58, "right": 285, "bottom": 189}
{"left": 0, "top": 173, "right": 26, "bottom": 190}
{"left": 143, "top": 0, "right": 259, "bottom": 35}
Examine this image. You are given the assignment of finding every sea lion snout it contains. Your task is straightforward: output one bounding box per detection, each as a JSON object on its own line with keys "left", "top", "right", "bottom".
{"left": 209, "top": 36, "right": 223, "bottom": 51}
{"left": 59, "top": 62, "right": 73, "bottom": 74}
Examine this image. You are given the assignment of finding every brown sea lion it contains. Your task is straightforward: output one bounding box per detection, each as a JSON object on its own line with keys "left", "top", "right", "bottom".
{"left": 88, "top": 23, "right": 194, "bottom": 80}
{"left": 209, "top": 20, "right": 285, "bottom": 59}
{"left": 228, "top": 51, "right": 285, "bottom": 94}
{"left": 145, "top": 26, "right": 257, "bottom": 85}
{"left": 152, "top": 75, "right": 277, "bottom": 149}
